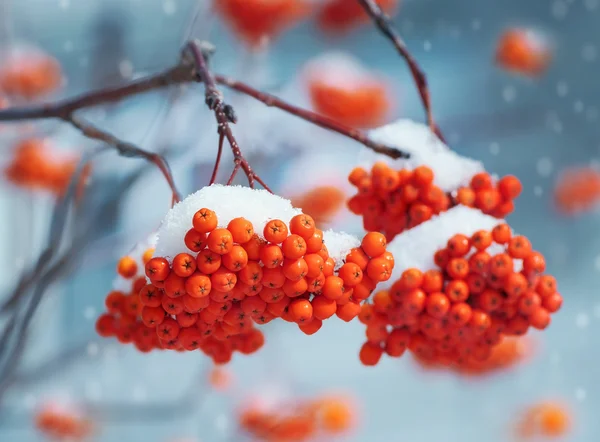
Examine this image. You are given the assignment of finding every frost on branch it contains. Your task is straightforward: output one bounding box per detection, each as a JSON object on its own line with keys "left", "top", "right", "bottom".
{"left": 349, "top": 119, "right": 523, "bottom": 240}
{"left": 97, "top": 185, "right": 393, "bottom": 364}
{"left": 357, "top": 206, "right": 561, "bottom": 368}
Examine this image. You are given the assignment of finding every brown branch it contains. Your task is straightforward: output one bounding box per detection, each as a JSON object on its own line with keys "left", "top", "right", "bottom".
{"left": 185, "top": 40, "right": 273, "bottom": 192}
{"left": 214, "top": 74, "right": 409, "bottom": 159}
{"left": 357, "top": 0, "right": 445, "bottom": 143}
{"left": 0, "top": 65, "right": 192, "bottom": 121}
{"left": 67, "top": 115, "right": 182, "bottom": 203}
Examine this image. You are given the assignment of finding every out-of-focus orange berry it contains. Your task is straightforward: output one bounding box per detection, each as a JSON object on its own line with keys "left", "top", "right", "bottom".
{"left": 0, "top": 48, "right": 63, "bottom": 99}
{"left": 317, "top": 0, "right": 399, "bottom": 34}
{"left": 215, "top": 0, "right": 312, "bottom": 48}
{"left": 495, "top": 28, "right": 552, "bottom": 77}
{"left": 516, "top": 401, "right": 571, "bottom": 439}
{"left": 554, "top": 166, "right": 600, "bottom": 215}
{"left": 290, "top": 186, "right": 346, "bottom": 226}
{"left": 306, "top": 54, "right": 392, "bottom": 129}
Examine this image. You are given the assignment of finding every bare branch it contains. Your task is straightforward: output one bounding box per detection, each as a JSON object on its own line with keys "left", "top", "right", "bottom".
{"left": 357, "top": 0, "right": 445, "bottom": 142}
{"left": 184, "top": 40, "right": 273, "bottom": 192}
{"left": 66, "top": 114, "right": 182, "bottom": 204}
{"left": 215, "top": 74, "right": 409, "bottom": 159}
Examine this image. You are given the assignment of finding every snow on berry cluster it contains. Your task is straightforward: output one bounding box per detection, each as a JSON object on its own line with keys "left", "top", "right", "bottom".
{"left": 97, "top": 185, "right": 394, "bottom": 364}
{"left": 348, "top": 120, "right": 522, "bottom": 241}
{"left": 357, "top": 206, "right": 562, "bottom": 367}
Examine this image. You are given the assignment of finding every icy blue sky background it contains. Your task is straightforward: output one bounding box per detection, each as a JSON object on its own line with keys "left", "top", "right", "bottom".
{"left": 1, "top": 0, "right": 600, "bottom": 441}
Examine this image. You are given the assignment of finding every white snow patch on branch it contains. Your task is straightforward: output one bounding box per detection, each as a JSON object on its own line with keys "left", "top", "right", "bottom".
{"left": 360, "top": 119, "right": 485, "bottom": 192}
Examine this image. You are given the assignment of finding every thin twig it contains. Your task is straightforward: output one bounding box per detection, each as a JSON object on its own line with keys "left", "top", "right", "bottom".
{"left": 66, "top": 114, "right": 181, "bottom": 203}
{"left": 215, "top": 74, "right": 409, "bottom": 159}
{"left": 185, "top": 40, "right": 273, "bottom": 192}
{"left": 357, "top": 0, "right": 445, "bottom": 142}
{"left": 210, "top": 133, "right": 225, "bottom": 185}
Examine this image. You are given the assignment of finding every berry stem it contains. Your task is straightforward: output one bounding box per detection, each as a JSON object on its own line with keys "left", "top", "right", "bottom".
{"left": 357, "top": 0, "right": 445, "bottom": 142}
{"left": 185, "top": 39, "right": 273, "bottom": 192}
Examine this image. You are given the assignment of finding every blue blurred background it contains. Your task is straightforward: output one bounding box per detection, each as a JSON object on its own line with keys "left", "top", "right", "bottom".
{"left": 0, "top": 0, "right": 599, "bottom": 440}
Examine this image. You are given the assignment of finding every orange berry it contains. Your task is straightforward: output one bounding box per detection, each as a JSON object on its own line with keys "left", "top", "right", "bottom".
{"left": 105, "top": 291, "right": 125, "bottom": 314}
{"left": 306, "top": 229, "right": 324, "bottom": 253}
{"left": 281, "top": 234, "right": 307, "bottom": 259}
{"left": 299, "top": 318, "right": 323, "bottom": 335}
{"left": 164, "top": 272, "right": 186, "bottom": 298}
{"left": 185, "top": 273, "right": 212, "bottom": 298}
{"left": 523, "top": 251, "right": 546, "bottom": 276}
{"left": 282, "top": 258, "right": 308, "bottom": 281}
{"left": 470, "top": 172, "right": 493, "bottom": 191}
{"left": 447, "top": 234, "right": 471, "bottom": 257}
{"left": 529, "top": 307, "right": 551, "bottom": 329}
{"left": 262, "top": 267, "right": 286, "bottom": 289}
{"left": 311, "top": 295, "right": 337, "bottom": 320}
{"left": 346, "top": 247, "right": 369, "bottom": 270}
{"left": 471, "top": 230, "right": 492, "bottom": 251}
{"left": 196, "top": 249, "right": 222, "bottom": 274}
{"left": 264, "top": 219, "right": 288, "bottom": 243}
{"left": 207, "top": 228, "right": 234, "bottom": 255}
{"left": 366, "top": 257, "right": 392, "bottom": 282}
{"left": 361, "top": 232, "right": 386, "bottom": 258}
{"left": 117, "top": 256, "right": 138, "bottom": 279}
{"left": 304, "top": 253, "right": 324, "bottom": 278}
{"left": 289, "top": 298, "right": 313, "bottom": 323}
{"left": 348, "top": 167, "right": 368, "bottom": 186}
{"left": 184, "top": 229, "right": 207, "bottom": 252}
{"left": 227, "top": 217, "right": 254, "bottom": 243}
{"left": 192, "top": 208, "right": 218, "bottom": 233}
{"left": 139, "top": 285, "right": 162, "bottom": 307}
{"left": 259, "top": 244, "right": 284, "bottom": 268}
{"left": 242, "top": 234, "right": 265, "bottom": 260}
{"left": 222, "top": 245, "right": 249, "bottom": 271}
{"left": 491, "top": 223, "right": 512, "bottom": 244}
{"left": 497, "top": 175, "right": 522, "bottom": 200}
{"left": 289, "top": 214, "right": 316, "bottom": 240}
{"left": 446, "top": 258, "right": 469, "bottom": 280}
{"left": 359, "top": 342, "right": 383, "bottom": 366}
{"left": 400, "top": 268, "right": 423, "bottom": 290}
{"left": 475, "top": 189, "right": 501, "bottom": 213}
{"left": 422, "top": 269, "right": 443, "bottom": 293}
{"left": 338, "top": 262, "right": 363, "bottom": 286}
{"left": 145, "top": 257, "right": 170, "bottom": 281}
{"left": 412, "top": 165, "right": 434, "bottom": 187}
{"left": 183, "top": 293, "right": 210, "bottom": 312}
{"left": 456, "top": 187, "right": 476, "bottom": 207}
{"left": 536, "top": 275, "right": 557, "bottom": 297}
{"left": 322, "top": 275, "right": 344, "bottom": 300}
{"left": 507, "top": 235, "right": 532, "bottom": 259}
{"left": 425, "top": 292, "right": 450, "bottom": 318}
{"left": 141, "top": 306, "right": 165, "bottom": 327}
{"left": 448, "top": 302, "right": 473, "bottom": 327}
{"left": 142, "top": 248, "right": 154, "bottom": 265}
{"left": 445, "top": 280, "right": 469, "bottom": 302}
{"left": 488, "top": 253, "right": 514, "bottom": 278}
{"left": 211, "top": 268, "right": 238, "bottom": 293}
{"left": 172, "top": 253, "right": 197, "bottom": 277}
{"left": 542, "top": 292, "right": 563, "bottom": 313}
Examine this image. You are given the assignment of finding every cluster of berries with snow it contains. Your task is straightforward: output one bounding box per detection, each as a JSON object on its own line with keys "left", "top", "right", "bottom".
{"left": 357, "top": 206, "right": 562, "bottom": 367}
{"left": 348, "top": 120, "right": 522, "bottom": 241}
{"left": 96, "top": 185, "right": 394, "bottom": 364}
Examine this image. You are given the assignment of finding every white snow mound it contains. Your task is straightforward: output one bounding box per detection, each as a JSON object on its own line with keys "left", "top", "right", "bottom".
{"left": 155, "top": 185, "right": 360, "bottom": 264}
{"left": 360, "top": 119, "right": 485, "bottom": 192}
{"left": 382, "top": 206, "right": 507, "bottom": 289}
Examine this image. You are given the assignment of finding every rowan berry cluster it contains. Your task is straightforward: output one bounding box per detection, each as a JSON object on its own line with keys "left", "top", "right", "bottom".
{"left": 239, "top": 394, "right": 355, "bottom": 441}
{"left": 348, "top": 162, "right": 522, "bottom": 241}
{"left": 4, "top": 138, "right": 90, "bottom": 196}
{"left": 358, "top": 223, "right": 562, "bottom": 367}
{"left": 35, "top": 404, "right": 92, "bottom": 441}
{"left": 96, "top": 203, "right": 393, "bottom": 364}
